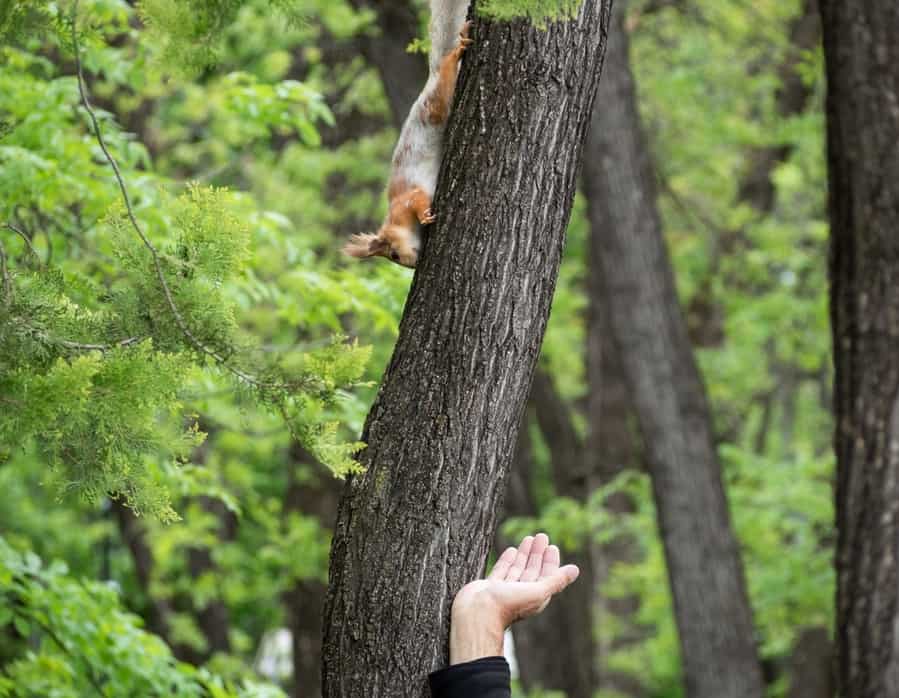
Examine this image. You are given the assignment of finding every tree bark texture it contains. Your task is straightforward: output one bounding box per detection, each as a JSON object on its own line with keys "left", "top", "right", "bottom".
{"left": 580, "top": 3, "right": 765, "bottom": 697}
{"left": 820, "top": 0, "right": 899, "bottom": 695}
{"left": 321, "top": 3, "right": 612, "bottom": 696}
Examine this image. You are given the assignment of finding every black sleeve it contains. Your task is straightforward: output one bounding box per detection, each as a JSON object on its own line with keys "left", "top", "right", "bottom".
{"left": 428, "top": 656, "right": 511, "bottom": 698}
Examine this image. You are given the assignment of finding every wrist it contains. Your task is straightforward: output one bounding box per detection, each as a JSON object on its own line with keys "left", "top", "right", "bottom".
{"left": 449, "top": 600, "right": 505, "bottom": 665}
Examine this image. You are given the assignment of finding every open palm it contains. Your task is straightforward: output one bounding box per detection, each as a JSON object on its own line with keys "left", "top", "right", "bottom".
{"left": 453, "top": 533, "right": 580, "bottom": 627}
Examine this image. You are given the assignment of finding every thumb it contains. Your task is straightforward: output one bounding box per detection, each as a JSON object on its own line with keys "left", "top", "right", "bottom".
{"left": 542, "top": 564, "right": 580, "bottom": 596}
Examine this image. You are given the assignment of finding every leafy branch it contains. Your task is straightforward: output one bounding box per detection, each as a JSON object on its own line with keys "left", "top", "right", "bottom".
{"left": 70, "top": 0, "right": 269, "bottom": 390}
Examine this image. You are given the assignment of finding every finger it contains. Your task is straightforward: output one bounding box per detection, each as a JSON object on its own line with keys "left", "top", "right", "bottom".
{"left": 488, "top": 546, "right": 518, "bottom": 581}
{"left": 539, "top": 544, "right": 561, "bottom": 580}
{"left": 521, "top": 532, "right": 549, "bottom": 582}
{"left": 542, "top": 564, "right": 580, "bottom": 596}
{"left": 506, "top": 535, "right": 534, "bottom": 582}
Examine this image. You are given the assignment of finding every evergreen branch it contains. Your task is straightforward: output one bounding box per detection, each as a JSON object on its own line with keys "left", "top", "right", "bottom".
{"left": 5, "top": 222, "right": 42, "bottom": 263}
{"left": 58, "top": 336, "right": 144, "bottom": 352}
{"left": 69, "top": 0, "right": 264, "bottom": 390}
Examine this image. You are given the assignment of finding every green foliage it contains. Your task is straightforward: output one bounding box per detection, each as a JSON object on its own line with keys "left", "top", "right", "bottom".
{"left": 0, "top": 0, "right": 52, "bottom": 44}
{"left": 0, "top": 538, "right": 284, "bottom": 697}
{"left": 0, "top": 0, "right": 834, "bottom": 693}
{"left": 1, "top": 343, "right": 199, "bottom": 522}
{"left": 0, "top": 0, "right": 405, "bottom": 688}
{"left": 0, "top": 0, "right": 372, "bottom": 518}
{"left": 137, "top": 0, "right": 307, "bottom": 75}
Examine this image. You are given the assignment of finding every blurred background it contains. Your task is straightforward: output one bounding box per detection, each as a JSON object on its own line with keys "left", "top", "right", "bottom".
{"left": 0, "top": 1, "right": 830, "bottom": 697}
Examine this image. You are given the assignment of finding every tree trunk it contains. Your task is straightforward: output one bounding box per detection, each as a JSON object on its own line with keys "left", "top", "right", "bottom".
{"left": 527, "top": 371, "right": 600, "bottom": 698}
{"left": 580, "top": 2, "right": 765, "bottom": 697}
{"left": 321, "top": 3, "right": 612, "bottom": 696}
{"left": 111, "top": 501, "right": 175, "bottom": 642}
{"left": 284, "top": 444, "right": 342, "bottom": 698}
{"left": 585, "top": 101, "right": 646, "bottom": 698}
{"left": 787, "top": 627, "right": 832, "bottom": 698}
{"left": 820, "top": 1, "right": 899, "bottom": 696}
{"left": 338, "top": 5, "right": 609, "bottom": 694}
{"left": 735, "top": 0, "right": 821, "bottom": 214}
{"left": 498, "top": 416, "right": 584, "bottom": 695}
{"left": 185, "top": 496, "right": 236, "bottom": 660}
{"left": 345, "top": 0, "right": 428, "bottom": 129}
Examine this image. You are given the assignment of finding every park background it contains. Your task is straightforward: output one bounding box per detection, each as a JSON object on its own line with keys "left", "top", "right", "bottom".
{"left": 0, "top": 1, "right": 836, "bottom": 697}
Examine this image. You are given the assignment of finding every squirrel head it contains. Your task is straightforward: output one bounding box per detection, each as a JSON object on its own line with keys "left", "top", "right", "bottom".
{"left": 343, "top": 225, "right": 420, "bottom": 268}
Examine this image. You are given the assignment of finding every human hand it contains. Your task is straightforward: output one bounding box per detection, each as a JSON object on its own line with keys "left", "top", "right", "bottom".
{"left": 449, "top": 533, "right": 580, "bottom": 665}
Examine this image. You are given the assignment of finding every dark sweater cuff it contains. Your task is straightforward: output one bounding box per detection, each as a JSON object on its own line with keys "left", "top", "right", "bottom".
{"left": 428, "top": 656, "right": 511, "bottom": 698}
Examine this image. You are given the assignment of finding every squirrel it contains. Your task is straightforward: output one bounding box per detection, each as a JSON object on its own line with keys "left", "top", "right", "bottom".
{"left": 343, "top": 1, "right": 472, "bottom": 269}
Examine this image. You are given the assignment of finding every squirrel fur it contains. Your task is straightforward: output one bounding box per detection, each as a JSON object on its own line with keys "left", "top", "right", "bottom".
{"left": 343, "top": 0, "right": 471, "bottom": 268}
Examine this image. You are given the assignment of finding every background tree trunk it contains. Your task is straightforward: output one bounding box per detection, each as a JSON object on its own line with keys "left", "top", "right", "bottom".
{"left": 580, "top": 2, "right": 765, "bottom": 696}
{"left": 787, "top": 627, "right": 833, "bottom": 698}
{"left": 820, "top": 0, "right": 899, "bottom": 696}
{"left": 345, "top": 0, "right": 428, "bottom": 129}
{"left": 498, "top": 417, "right": 589, "bottom": 695}
{"left": 321, "top": 3, "right": 612, "bottom": 696}
{"left": 527, "top": 371, "right": 601, "bottom": 698}
{"left": 283, "top": 444, "right": 342, "bottom": 698}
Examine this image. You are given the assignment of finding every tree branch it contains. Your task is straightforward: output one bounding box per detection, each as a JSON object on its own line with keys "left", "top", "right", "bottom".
{"left": 57, "top": 336, "right": 144, "bottom": 352}
{"left": 0, "top": 239, "right": 10, "bottom": 304}
{"left": 4, "top": 222, "right": 41, "bottom": 263}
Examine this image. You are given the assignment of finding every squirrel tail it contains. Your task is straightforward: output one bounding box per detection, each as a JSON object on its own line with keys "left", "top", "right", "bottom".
{"left": 428, "top": 0, "right": 470, "bottom": 75}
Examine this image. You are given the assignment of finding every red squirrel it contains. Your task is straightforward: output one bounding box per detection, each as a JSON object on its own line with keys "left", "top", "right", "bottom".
{"left": 343, "top": 2, "right": 471, "bottom": 268}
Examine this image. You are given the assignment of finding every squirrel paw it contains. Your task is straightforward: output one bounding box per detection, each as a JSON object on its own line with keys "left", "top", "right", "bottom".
{"left": 459, "top": 21, "right": 473, "bottom": 47}
{"left": 420, "top": 208, "right": 437, "bottom": 225}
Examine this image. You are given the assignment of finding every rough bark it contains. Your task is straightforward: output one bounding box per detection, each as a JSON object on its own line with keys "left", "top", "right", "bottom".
{"left": 349, "top": 5, "right": 607, "bottom": 694}
{"left": 820, "top": 0, "right": 899, "bottom": 696}
{"left": 580, "top": 3, "right": 765, "bottom": 697}
{"left": 321, "top": 4, "right": 612, "bottom": 696}
{"left": 786, "top": 627, "right": 833, "bottom": 698}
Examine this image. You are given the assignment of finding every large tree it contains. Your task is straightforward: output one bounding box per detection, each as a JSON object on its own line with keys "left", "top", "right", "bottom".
{"left": 321, "top": 2, "right": 613, "bottom": 696}
{"left": 580, "top": 1, "right": 766, "bottom": 696}
{"left": 820, "top": 0, "right": 899, "bottom": 696}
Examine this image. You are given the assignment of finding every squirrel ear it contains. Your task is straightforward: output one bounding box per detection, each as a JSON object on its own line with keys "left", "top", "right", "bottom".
{"left": 343, "top": 233, "right": 386, "bottom": 259}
